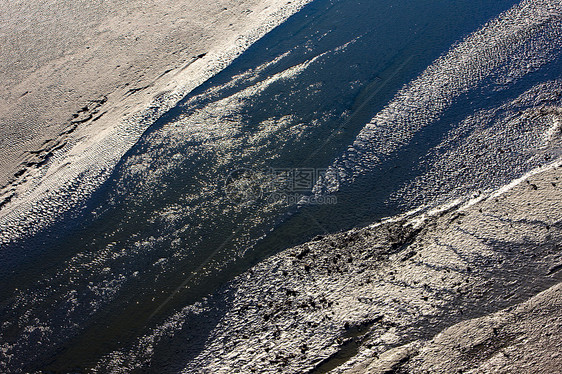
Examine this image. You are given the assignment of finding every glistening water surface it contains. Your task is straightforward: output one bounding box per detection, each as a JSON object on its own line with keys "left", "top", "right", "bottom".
{"left": 3, "top": 0, "right": 562, "bottom": 372}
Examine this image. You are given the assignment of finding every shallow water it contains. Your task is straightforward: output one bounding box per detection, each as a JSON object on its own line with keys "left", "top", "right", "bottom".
{"left": 3, "top": 0, "right": 562, "bottom": 372}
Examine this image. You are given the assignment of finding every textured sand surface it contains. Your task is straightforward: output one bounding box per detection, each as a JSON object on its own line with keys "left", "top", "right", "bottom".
{"left": 2, "top": 1, "right": 562, "bottom": 373}
{"left": 0, "top": 0, "right": 312, "bottom": 243}
{"left": 0, "top": 0, "right": 309, "bottom": 186}
{"left": 398, "top": 283, "right": 562, "bottom": 374}
{"left": 87, "top": 159, "right": 562, "bottom": 373}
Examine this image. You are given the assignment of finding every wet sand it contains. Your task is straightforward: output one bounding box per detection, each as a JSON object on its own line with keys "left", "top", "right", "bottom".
{"left": 2, "top": 1, "right": 562, "bottom": 372}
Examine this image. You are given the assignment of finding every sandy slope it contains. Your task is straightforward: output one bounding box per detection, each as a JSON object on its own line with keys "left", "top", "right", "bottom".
{"left": 0, "top": 0, "right": 309, "bottom": 187}
{"left": 2, "top": 2, "right": 562, "bottom": 372}
{"left": 343, "top": 282, "right": 562, "bottom": 373}
{"left": 96, "top": 160, "right": 562, "bottom": 373}
{"left": 397, "top": 282, "right": 562, "bottom": 374}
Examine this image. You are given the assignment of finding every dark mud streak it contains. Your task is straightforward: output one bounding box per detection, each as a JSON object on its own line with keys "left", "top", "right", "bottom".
{"left": 547, "top": 263, "right": 562, "bottom": 275}
{"left": 126, "top": 85, "right": 151, "bottom": 96}
{"left": 308, "top": 316, "right": 385, "bottom": 374}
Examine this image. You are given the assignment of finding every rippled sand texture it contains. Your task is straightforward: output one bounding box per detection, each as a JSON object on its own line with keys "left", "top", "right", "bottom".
{"left": 91, "top": 0, "right": 562, "bottom": 372}
{"left": 0, "top": 0, "right": 312, "bottom": 244}
{"left": 323, "top": 0, "right": 562, "bottom": 208}
{"left": 2, "top": 0, "right": 562, "bottom": 372}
